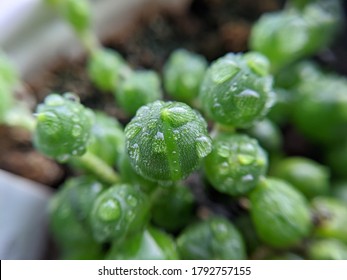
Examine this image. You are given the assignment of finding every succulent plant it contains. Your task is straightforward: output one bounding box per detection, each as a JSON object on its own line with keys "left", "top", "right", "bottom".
{"left": 199, "top": 52, "right": 275, "bottom": 128}
{"left": 124, "top": 101, "right": 212, "bottom": 182}
{"left": 33, "top": 93, "right": 94, "bottom": 162}
{"left": 204, "top": 133, "right": 268, "bottom": 196}
{"left": 250, "top": 178, "right": 312, "bottom": 248}
{"left": 177, "top": 217, "right": 246, "bottom": 260}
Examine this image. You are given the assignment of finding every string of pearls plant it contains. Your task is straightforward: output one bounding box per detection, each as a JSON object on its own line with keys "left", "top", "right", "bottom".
{"left": 1, "top": 0, "right": 347, "bottom": 260}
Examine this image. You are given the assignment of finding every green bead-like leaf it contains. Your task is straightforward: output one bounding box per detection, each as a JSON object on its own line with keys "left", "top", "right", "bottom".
{"left": 63, "top": 176, "right": 106, "bottom": 224}
{"left": 204, "top": 133, "right": 268, "bottom": 196}
{"left": 177, "top": 217, "right": 246, "bottom": 260}
{"left": 125, "top": 101, "right": 212, "bottom": 182}
{"left": 250, "top": 178, "right": 312, "bottom": 248}
{"left": 87, "top": 48, "right": 130, "bottom": 91}
{"left": 250, "top": 1, "right": 342, "bottom": 70}
{"left": 69, "top": 112, "right": 125, "bottom": 171}
{"left": 88, "top": 112, "right": 125, "bottom": 165}
{"left": 49, "top": 179, "right": 104, "bottom": 259}
{"left": 272, "top": 157, "right": 330, "bottom": 199}
{"left": 163, "top": 49, "right": 207, "bottom": 103}
{"left": 312, "top": 197, "right": 347, "bottom": 243}
{"left": 62, "top": 0, "right": 91, "bottom": 33}
{"left": 34, "top": 93, "right": 94, "bottom": 162}
{"left": 199, "top": 52, "right": 275, "bottom": 128}
{"left": 115, "top": 70, "right": 162, "bottom": 116}
{"left": 151, "top": 183, "right": 195, "bottom": 231}
{"left": 106, "top": 227, "right": 178, "bottom": 260}
{"left": 293, "top": 71, "right": 347, "bottom": 145}
{"left": 90, "top": 184, "right": 150, "bottom": 242}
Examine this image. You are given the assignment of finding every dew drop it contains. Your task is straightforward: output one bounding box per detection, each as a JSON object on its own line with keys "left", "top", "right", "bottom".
{"left": 153, "top": 138, "right": 166, "bottom": 153}
{"left": 219, "top": 161, "right": 230, "bottom": 175}
{"left": 97, "top": 198, "right": 121, "bottom": 222}
{"left": 211, "top": 59, "right": 240, "bottom": 84}
{"left": 211, "top": 222, "right": 229, "bottom": 241}
{"left": 196, "top": 136, "right": 212, "bottom": 158}
{"left": 72, "top": 125, "right": 82, "bottom": 137}
{"left": 237, "top": 154, "right": 254, "bottom": 165}
{"left": 72, "top": 115, "right": 79, "bottom": 122}
{"left": 230, "top": 82, "right": 238, "bottom": 92}
{"left": 217, "top": 144, "right": 230, "bottom": 158}
{"left": 155, "top": 131, "right": 164, "bottom": 140}
{"left": 57, "top": 154, "right": 70, "bottom": 162}
{"left": 129, "top": 143, "right": 140, "bottom": 161}
{"left": 125, "top": 124, "right": 142, "bottom": 140}
{"left": 237, "top": 89, "right": 260, "bottom": 99}
{"left": 126, "top": 195, "right": 138, "bottom": 207}
{"left": 45, "top": 95, "right": 65, "bottom": 106}
{"left": 126, "top": 210, "right": 135, "bottom": 221}
{"left": 219, "top": 177, "right": 235, "bottom": 193}
{"left": 242, "top": 174, "right": 254, "bottom": 182}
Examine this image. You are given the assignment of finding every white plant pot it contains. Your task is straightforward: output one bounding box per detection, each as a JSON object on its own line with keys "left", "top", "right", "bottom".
{"left": 0, "top": 170, "right": 52, "bottom": 259}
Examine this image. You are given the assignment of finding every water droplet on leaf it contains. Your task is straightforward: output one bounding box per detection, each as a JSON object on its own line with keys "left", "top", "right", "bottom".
{"left": 196, "top": 136, "right": 212, "bottom": 158}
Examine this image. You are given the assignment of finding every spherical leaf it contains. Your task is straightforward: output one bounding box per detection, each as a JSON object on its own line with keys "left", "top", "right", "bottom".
{"left": 106, "top": 227, "right": 178, "bottom": 260}
{"left": 151, "top": 183, "right": 195, "bottom": 231}
{"left": 163, "top": 49, "right": 207, "bottom": 103}
{"left": 62, "top": 0, "right": 91, "bottom": 33}
{"left": 115, "top": 70, "right": 162, "bottom": 116}
{"left": 250, "top": 178, "right": 312, "bottom": 248}
{"left": 199, "top": 52, "right": 275, "bottom": 128}
{"left": 87, "top": 48, "right": 129, "bottom": 91}
{"left": 293, "top": 73, "right": 347, "bottom": 145}
{"left": 125, "top": 101, "right": 212, "bottom": 182}
{"left": 90, "top": 184, "right": 150, "bottom": 242}
{"left": 177, "top": 217, "right": 246, "bottom": 260}
{"left": 273, "top": 157, "right": 330, "bottom": 198}
{"left": 49, "top": 183, "right": 102, "bottom": 259}
{"left": 33, "top": 93, "right": 94, "bottom": 162}
{"left": 204, "top": 133, "right": 268, "bottom": 196}
{"left": 87, "top": 111, "right": 125, "bottom": 166}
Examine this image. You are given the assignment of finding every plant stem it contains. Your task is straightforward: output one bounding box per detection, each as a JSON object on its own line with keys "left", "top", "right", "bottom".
{"left": 4, "top": 106, "right": 36, "bottom": 132}
{"left": 76, "top": 150, "right": 120, "bottom": 185}
{"left": 78, "top": 30, "right": 100, "bottom": 55}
